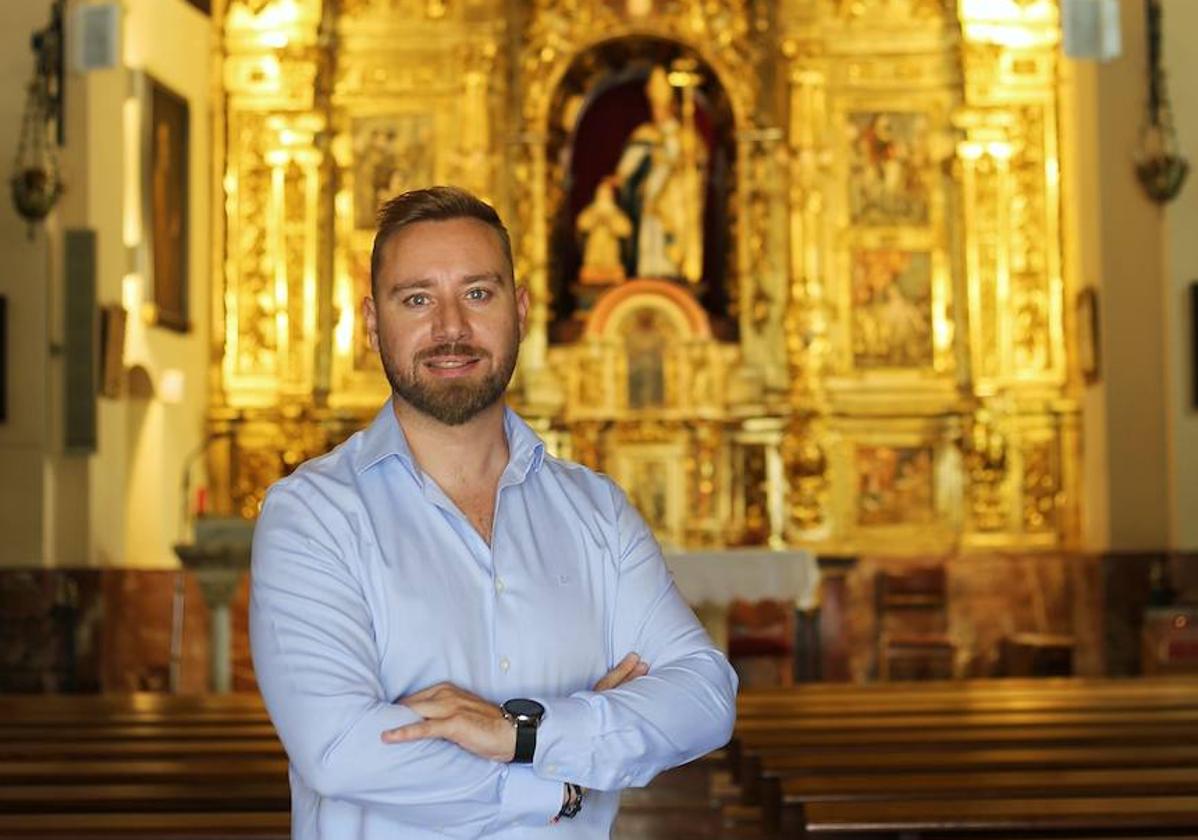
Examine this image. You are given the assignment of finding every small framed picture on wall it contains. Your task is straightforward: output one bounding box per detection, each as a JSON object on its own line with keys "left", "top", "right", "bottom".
{"left": 0, "top": 295, "right": 7, "bottom": 423}
{"left": 143, "top": 73, "right": 190, "bottom": 332}
{"left": 1077, "top": 287, "right": 1100, "bottom": 384}
{"left": 1191, "top": 282, "right": 1198, "bottom": 408}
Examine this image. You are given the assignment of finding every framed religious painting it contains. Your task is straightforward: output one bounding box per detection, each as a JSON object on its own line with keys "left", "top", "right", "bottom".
{"left": 350, "top": 113, "right": 434, "bottom": 230}
{"left": 609, "top": 442, "right": 687, "bottom": 549}
{"left": 856, "top": 444, "right": 936, "bottom": 527}
{"left": 846, "top": 111, "right": 933, "bottom": 227}
{"left": 143, "top": 74, "right": 190, "bottom": 332}
{"left": 849, "top": 248, "right": 934, "bottom": 370}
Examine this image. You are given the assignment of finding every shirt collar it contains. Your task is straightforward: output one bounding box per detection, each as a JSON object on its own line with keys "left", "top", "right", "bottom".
{"left": 353, "top": 401, "right": 418, "bottom": 476}
{"left": 353, "top": 400, "right": 546, "bottom": 483}
{"left": 501, "top": 406, "right": 548, "bottom": 485}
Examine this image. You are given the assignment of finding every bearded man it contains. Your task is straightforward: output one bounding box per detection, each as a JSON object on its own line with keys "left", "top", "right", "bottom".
{"left": 250, "top": 186, "right": 737, "bottom": 839}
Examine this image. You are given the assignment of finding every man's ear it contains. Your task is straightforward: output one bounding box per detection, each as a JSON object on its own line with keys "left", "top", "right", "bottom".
{"left": 362, "top": 296, "right": 380, "bottom": 351}
{"left": 516, "top": 285, "right": 530, "bottom": 341}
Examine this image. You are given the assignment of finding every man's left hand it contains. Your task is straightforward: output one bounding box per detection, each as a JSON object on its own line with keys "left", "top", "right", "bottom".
{"left": 381, "top": 683, "right": 516, "bottom": 762}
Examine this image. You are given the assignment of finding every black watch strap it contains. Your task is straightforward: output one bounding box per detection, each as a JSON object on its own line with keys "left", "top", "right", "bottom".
{"left": 503, "top": 699, "right": 544, "bottom": 764}
{"left": 512, "top": 718, "right": 536, "bottom": 763}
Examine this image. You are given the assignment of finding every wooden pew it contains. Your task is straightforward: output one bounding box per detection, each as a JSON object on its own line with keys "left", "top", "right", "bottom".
{"left": 0, "top": 781, "right": 290, "bottom": 814}
{"left": 0, "top": 722, "right": 280, "bottom": 742}
{"left": 729, "top": 677, "right": 1198, "bottom": 837}
{"left": 0, "top": 692, "right": 730, "bottom": 840}
{"left": 0, "top": 758, "right": 289, "bottom": 786}
{"left": 800, "top": 795, "right": 1198, "bottom": 838}
{"left": 0, "top": 812, "right": 290, "bottom": 839}
{"left": 770, "top": 766, "right": 1198, "bottom": 836}
{"left": 0, "top": 738, "right": 286, "bottom": 761}
{"left": 0, "top": 695, "right": 286, "bottom": 838}
{"left": 733, "top": 718, "right": 1198, "bottom": 795}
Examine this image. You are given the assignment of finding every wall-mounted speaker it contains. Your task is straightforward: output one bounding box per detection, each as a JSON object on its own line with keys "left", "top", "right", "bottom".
{"left": 71, "top": 3, "right": 120, "bottom": 73}
{"left": 64, "top": 229, "right": 97, "bottom": 454}
{"left": 1061, "top": 0, "right": 1122, "bottom": 61}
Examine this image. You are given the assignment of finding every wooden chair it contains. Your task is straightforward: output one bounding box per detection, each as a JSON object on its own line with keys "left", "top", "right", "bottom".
{"left": 874, "top": 566, "right": 955, "bottom": 680}
{"left": 999, "top": 631, "right": 1076, "bottom": 677}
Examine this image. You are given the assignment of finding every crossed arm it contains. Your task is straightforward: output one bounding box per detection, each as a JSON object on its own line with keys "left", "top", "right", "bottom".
{"left": 250, "top": 482, "right": 736, "bottom": 836}
{"left": 383, "top": 653, "right": 650, "bottom": 762}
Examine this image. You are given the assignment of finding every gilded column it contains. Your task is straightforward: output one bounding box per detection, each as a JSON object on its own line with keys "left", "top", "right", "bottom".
{"left": 956, "top": 111, "right": 1015, "bottom": 389}
{"left": 219, "top": 0, "right": 328, "bottom": 406}
{"left": 957, "top": 0, "right": 1076, "bottom": 547}
{"left": 781, "top": 42, "right": 832, "bottom": 542}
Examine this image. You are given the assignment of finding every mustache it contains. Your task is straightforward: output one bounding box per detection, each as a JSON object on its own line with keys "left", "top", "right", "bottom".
{"left": 414, "top": 342, "right": 491, "bottom": 363}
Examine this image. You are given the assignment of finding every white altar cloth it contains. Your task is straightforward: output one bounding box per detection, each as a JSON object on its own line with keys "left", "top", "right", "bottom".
{"left": 664, "top": 548, "right": 820, "bottom": 610}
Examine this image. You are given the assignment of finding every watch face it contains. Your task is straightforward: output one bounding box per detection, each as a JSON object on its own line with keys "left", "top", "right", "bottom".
{"left": 503, "top": 698, "right": 545, "bottom": 721}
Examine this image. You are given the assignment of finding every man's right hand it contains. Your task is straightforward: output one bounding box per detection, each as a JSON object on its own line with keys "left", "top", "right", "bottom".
{"left": 563, "top": 655, "right": 647, "bottom": 814}
{"left": 593, "top": 653, "right": 649, "bottom": 692}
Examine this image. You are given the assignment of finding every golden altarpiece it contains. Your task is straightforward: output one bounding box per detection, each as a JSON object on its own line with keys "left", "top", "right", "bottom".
{"left": 208, "top": 0, "right": 1080, "bottom": 555}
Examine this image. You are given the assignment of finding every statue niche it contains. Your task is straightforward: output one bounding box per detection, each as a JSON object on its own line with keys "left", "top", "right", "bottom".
{"left": 605, "top": 64, "right": 707, "bottom": 285}
{"left": 547, "top": 39, "right": 736, "bottom": 344}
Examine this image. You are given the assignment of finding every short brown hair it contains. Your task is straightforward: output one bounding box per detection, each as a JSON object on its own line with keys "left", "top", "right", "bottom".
{"left": 370, "top": 186, "right": 514, "bottom": 296}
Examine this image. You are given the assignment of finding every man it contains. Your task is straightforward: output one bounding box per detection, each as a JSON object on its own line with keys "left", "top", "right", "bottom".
{"left": 250, "top": 186, "right": 737, "bottom": 839}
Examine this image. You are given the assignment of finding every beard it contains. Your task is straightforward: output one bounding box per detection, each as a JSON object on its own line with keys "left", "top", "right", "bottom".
{"left": 382, "top": 333, "right": 519, "bottom": 426}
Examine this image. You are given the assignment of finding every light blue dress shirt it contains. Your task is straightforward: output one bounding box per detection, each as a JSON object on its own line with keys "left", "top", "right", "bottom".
{"left": 250, "top": 402, "right": 738, "bottom": 839}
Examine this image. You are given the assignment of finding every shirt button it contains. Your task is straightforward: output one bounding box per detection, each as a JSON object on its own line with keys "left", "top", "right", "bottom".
{"left": 495, "top": 577, "right": 506, "bottom": 593}
{"left": 499, "top": 656, "right": 510, "bottom": 672}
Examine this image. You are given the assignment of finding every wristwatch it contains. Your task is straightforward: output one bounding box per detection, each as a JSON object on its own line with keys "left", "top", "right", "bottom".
{"left": 501, "top": 698, "right": 545, "bottom": 763}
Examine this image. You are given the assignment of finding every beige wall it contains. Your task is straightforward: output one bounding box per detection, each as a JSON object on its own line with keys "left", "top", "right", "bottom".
{"left": 1162, "top": 0, "right": 1198, "bottom": 549}
{"left": 1094, "top": 0, "right": 1170, "bottom": 550}
{"left": 114, "top": 0, "right": 212, "bottom": 568}
{"left": 0, "top": 0, "right": 55, "bottom": 566}
{"left": 0, "top": 0, "right": 210, "bottom": 568}
{"left": 1063, "top": 0, "right": 1198, "bottom": 552}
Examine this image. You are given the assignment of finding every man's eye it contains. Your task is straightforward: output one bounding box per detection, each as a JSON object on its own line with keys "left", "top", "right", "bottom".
{"left": 404, "top": 294, "right": 430, "bottom": 307}
{"left": 465, "top": 288, "right": 491, "bottom": 301}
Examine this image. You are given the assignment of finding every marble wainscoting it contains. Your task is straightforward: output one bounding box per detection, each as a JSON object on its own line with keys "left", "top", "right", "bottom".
{"left": 0, "top": 569, "right": 254, "bottom": 693}
{"left": 1, "top": 552, "right": 1193, "bottom": 692}
{"left": 830, "top": 553, "right": 1107, "bottom": 682}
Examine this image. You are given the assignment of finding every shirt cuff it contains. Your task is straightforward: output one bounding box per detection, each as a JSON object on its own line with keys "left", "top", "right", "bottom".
{"left": 532, "top": 694, "right": 598, "bottom": 782}
{"left": 494, "top": 765, "right": 564, "bottom": 829}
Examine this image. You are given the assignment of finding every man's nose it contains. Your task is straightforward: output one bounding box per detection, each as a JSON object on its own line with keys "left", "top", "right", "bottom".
{"left": 431, "top": 298, "right": 470, "bottom": 341}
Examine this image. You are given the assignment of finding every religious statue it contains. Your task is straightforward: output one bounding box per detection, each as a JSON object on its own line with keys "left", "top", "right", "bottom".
{"left": 609, "top": 65, "right": 707, "bottom": 283}
{"left": 577, "top": 178, "right": 632, "bottom": 285}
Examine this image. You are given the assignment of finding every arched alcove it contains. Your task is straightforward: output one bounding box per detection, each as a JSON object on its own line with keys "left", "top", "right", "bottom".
{"left": 544, "top": 37, "right": 737, "bottom": 344}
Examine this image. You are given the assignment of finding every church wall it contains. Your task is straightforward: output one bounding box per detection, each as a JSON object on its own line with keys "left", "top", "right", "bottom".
{"left": 1060, "top": 33, "right": 1106, "bottom": 552}
{"left": 0, "top": 0, "right": 211, "bottom": 569}
{"left": 1066, "top": 0, "right": 1171, "bottom": 551}
{"left": 0, "top": 0, "right": 55, "bottom": 567}
{"left": 1066, "top": 0, "right": 1197, "bottom": 553}
{"left": 112, "top": 0, "right": 213, "bottom": 568}
{"left": 1162, "top": 0, "right": 1198, "bottom": 550}
{"left": 1095, "top": 0, "right": 1170, "bottom": 550}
